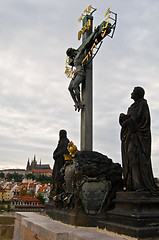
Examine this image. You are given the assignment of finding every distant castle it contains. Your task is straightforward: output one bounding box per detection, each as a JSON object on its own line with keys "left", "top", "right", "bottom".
{"left": 26, "top": 155, "right": 52, "bottom": 176}
{"left": 0, "top": 155, "right": 52, "bottom": 177}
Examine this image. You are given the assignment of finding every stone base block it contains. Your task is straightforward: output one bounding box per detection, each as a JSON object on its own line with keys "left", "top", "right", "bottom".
{"left": 44, "top": 206, "right": 106, "bottom": 227}
{"left": 99, "top": 191, "right": 159, "bottom": 239}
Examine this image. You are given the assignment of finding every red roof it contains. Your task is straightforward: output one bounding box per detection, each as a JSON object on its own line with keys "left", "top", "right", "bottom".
{"left": 37, "top": 186, "right": 48, "bottom": 193}
{"left": 9, "top": 196, "right": 40, "bottom": 203}
{"left": 32, "top": 169, "right": 52, "bottom": 173}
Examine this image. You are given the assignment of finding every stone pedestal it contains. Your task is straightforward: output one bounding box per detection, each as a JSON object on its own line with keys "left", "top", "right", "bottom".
{"left": 45, "top": 151, "right": 122, "bottom": 228}
{"left": 44, "top": 207, "right": 106, "bottom": 227}
{"left": 99, "top": 191, "right": 159, "bottom": 239}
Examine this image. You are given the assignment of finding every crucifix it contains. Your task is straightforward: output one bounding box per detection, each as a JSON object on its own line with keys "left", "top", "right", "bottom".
{"left": 65, "top": 6, "right": 117, "bottom": 151}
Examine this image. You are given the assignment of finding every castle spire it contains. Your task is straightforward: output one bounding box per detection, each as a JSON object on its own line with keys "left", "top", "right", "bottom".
{"left": 26, "top": 158, "right": 30, "bottom": 170}
{"left": 33, "top": 155, "right": 36, "bottom": 162}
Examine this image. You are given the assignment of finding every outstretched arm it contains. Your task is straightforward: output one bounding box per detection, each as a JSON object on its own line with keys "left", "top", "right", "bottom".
{"left": 77, "top": 28, "right": 98, "bottom": 55}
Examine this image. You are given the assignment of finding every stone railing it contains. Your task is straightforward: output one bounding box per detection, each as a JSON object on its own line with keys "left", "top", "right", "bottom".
{"left": 0, "top": 214, "right": 15, "bottom": 240}
{"left": 13, "top": 212, "right": 123, "bottom": 240}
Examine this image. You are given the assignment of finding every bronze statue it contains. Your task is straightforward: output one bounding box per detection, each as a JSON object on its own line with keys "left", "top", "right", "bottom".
{"left": 66, "top": 47, "right": 85, "bottom": 112}
{"left": 66, "top": 27, "right": 101, "bottom": 112}
{"left": 51, "top": 130, "right": 69, "bottom": 196}
{"left": 66, "top": 16, "right": 115, "bottom": 112}
{"left": 119, "top": 87, "right": 159, "bottom": 196}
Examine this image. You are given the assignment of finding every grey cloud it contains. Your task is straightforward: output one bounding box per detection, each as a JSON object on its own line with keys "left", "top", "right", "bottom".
{"left": 0, "top": 0, "right": 159, "bottom": 177}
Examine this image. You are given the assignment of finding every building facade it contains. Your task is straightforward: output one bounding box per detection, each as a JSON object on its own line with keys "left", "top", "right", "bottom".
{"left": 26, "top": 155, "right": 52, "bottom": 176}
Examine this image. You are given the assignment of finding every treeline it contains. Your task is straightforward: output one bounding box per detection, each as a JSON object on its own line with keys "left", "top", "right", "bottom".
{"left": 0, "top": 172, "right": 52, "bottom": 184}
{"left": 26, "top": 173, "right": 53, "bottom": 184}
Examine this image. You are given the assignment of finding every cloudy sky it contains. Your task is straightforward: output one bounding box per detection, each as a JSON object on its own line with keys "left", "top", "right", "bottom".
{"left": 0, "top": 0, "right": 159, "bottom": 177}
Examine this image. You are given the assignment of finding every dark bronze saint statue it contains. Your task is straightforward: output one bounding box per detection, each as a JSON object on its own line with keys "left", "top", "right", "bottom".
{"left": 119, "top": 87, "right": 159, "bottom": 196}
{"left": 51, "top": 130, "right": 69, "bottom": 196}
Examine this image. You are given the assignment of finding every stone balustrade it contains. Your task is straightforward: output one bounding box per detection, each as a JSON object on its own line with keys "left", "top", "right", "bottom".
{"left": 13, "top": 212, "right": 127, "bottom": 240}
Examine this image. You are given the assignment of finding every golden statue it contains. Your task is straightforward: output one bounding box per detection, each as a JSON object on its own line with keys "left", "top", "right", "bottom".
{"left": 64, "top": 141, "right": 78, "bottom": 160}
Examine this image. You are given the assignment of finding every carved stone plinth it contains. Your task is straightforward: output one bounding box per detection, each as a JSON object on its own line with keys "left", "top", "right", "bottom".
{"left": 98, "top": 191, "right": 159, "bottom": 239}
{"left": 44, "top": 207, "right": 106, "bottom": 227}
{"left": 45, "top": 151, "right": 122, "bottom": 228}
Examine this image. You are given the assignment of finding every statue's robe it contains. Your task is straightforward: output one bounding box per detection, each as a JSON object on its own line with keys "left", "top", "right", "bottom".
{"left": 121, "top": 98, "right": 159, "bottom": 196}
{"left": 52, "top": 135, "right": 69, "bottom": 196}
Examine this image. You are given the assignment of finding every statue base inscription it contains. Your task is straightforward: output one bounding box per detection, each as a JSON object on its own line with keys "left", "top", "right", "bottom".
{"left": 99, "top": 191, "right": 159, "bottom": 239}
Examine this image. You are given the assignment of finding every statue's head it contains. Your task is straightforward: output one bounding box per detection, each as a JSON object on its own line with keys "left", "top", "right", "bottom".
{"left": 59, "top": 129, "right": 67, "bottom": 140}
{"left": 131, "top": 86, "right": 145, "bottom": 101}
{"left": 66, "top": 48, "right": 76, "bottom": 57}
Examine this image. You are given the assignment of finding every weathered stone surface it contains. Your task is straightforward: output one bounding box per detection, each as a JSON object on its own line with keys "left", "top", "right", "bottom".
{"left": 13, "top": 212, "right": 76, "bottom": 240}
{"left": 45, "top": 151, "right": 122, "bottom": 227}
{"left": 99, "top": 191, "right": 159, "bottom": 239}
{"left": 13, "top": 212, "right": 131, "bottom": 240}
{"left": 22, "top": 228, "right": 46, "bottom": 240}
{"left": 69, "top": 228, "right": 123, "bottom": 240}
{"left": 0, "top": 215, "right": 14, "bottom": 224}
{"left": 1, "top": 225, "right": 14, "bottom": 239}
{"left": 51, "top": 151, "right": 122, "bottom": 214}
{"left": 0, "top": 215, "right": 15, "bottom": 240}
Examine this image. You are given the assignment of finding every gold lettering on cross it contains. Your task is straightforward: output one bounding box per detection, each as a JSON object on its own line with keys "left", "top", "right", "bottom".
{"left": 78, "top": 5, "right": 92, "bottom": 22}
{"left": 78, "top": 19, "right": 91, "bottom": 40}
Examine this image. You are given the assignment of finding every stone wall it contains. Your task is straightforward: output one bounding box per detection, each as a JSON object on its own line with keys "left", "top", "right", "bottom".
{"left": 0, "top": 215, "right": 15, "bottom": 240}
{"left": 13, "top": 212, "right": 125, "bottom": 240}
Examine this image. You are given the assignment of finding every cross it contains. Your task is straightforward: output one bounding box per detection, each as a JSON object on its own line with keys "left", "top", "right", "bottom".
{"left": 65, "top": 6, "right": 117, "bottom": 151}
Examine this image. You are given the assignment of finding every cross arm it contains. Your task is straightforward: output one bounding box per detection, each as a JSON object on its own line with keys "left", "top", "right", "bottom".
{"left": 76, "top": 20, "right": 112, "bottom": 60}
